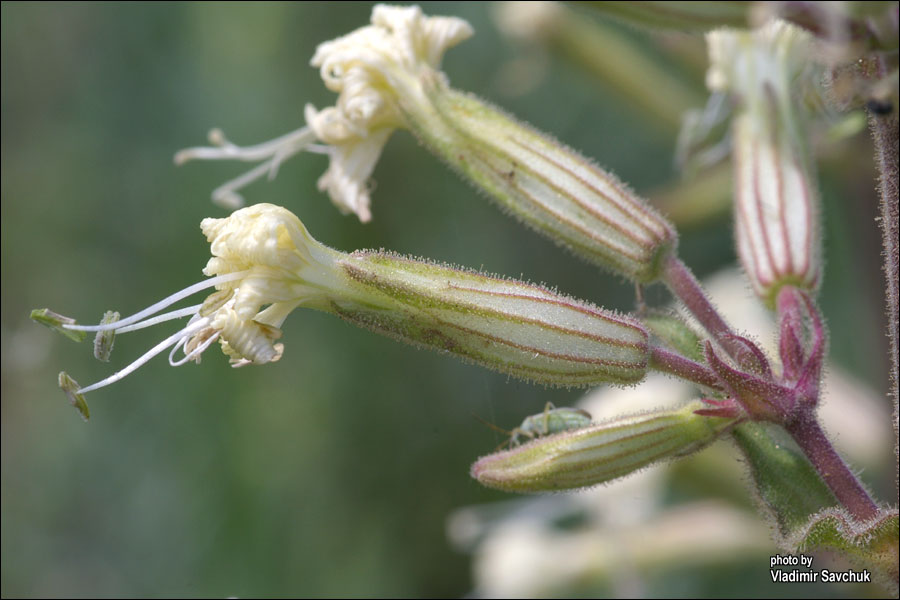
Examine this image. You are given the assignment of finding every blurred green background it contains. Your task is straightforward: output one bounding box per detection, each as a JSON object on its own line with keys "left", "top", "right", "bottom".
{"left": 1, "top": 2, "right": 894, "bottom": 597}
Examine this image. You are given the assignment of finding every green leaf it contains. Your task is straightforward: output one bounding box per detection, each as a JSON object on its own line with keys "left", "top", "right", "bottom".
{"left": 731, "top": 422, "right": 837, "bottom": 536}
{"left": 794, "top": 508, "right": 899, "bottom": 595}
{"left": 641, "top": 310, "right": 704, "bottom": 362}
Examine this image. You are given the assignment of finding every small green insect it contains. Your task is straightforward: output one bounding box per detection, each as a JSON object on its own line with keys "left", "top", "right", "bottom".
{"left": 478, "top": 402, "right": 593, "bottom": 450}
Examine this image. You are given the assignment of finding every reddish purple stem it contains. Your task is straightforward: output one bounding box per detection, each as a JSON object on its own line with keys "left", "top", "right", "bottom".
{"left": 786, "top": 414, "right": 879, "bottom": 522}
{"left": 662, "top": 258, "right": 880, "bottom": 522}
{"left": 778, "top": 287, "right": 878, "bottom": 521}
{"left": 649, "top": 345, "right": 722, "bottom": 390}
{"left": 661, "top": 254, "right": 755, "bottom": 365}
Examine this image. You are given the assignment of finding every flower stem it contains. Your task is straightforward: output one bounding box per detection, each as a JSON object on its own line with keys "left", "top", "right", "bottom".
{"left": 661, "top": 254, "right": 750, "bottom": 364}
{"left": 868, "top": 107, "right": 899, "bottom": 492}
{"left": 785, "top": 414, "right": 879, "bottom": 522}
{"left": 649, "top": 345, "right": 722, "bottom": 391}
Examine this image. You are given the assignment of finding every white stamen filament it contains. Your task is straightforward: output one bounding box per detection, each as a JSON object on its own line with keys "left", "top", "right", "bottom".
{"left": 176, "top": 126, "right": 316, "bottom": 163}
{"left": 168, "top": 328, "right": 221, "bottom": 367}
{"left": 167, "top": 335, "right": 190, "bottom": 366}
{"left": 114, "top": 305, "right": 203, "bottom": 334}
{"left": 63, "top": 272, "right": 247, "bottom": 332}
{"left": 174, "top": 126, "right": 319, "bottom": 209}
{"left": 179, "top": 330, "right": 221, "bottom": 365}
{"left": 210, "top": 162, "right": 281, "bottom": 210}
{"left": 77, "top": 317, "right": 212, "bottom": 394}
{"left": 304, "top": 144, "right": 332, "bottom": 155}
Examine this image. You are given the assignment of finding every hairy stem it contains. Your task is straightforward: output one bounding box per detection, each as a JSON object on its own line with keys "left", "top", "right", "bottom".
{"left": 869, "top": 107, "right": 899, "bottom": 504}
{"left": 650, "top": 345, "right": 722, "bottom": 391}
{"left": 785, "top": 413, "right": 879, "bottom": 522}
{"left": 661, "top": 254, "right": 752, "bottom": 364}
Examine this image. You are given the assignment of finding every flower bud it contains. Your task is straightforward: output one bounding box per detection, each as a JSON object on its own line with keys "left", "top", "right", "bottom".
{"left": 471, "top": 401, "right": 736, "bottom": 492}
{"left": 707, "top": 21, "right": 821, "bottom": 306}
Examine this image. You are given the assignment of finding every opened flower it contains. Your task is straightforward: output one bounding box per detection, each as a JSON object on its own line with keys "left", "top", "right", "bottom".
{"left": 175, "top": 4, "right": 472, "bottom": 222}
{"left": 176, "top": 4, "right": 676, "bottom": 283}
{"left": 35, "top": 203, "right": 651, "bottom": 418}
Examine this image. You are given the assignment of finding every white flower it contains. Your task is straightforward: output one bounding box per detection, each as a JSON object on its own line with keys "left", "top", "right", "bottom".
{"left": 38, "top": 203, "right": 652, "bottom": 418}
{"left": 43, "top": 204, "right": 340, "bottom": 405}
{"left": 199, "top": 202, "right": 337, "bottom": 320}
{"left": 176, "top": 4, "right": 472, "bottom": 221}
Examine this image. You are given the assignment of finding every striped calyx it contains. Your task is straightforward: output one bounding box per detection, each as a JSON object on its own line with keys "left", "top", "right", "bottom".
{"left": 585, "top": 1, "right": 752, "bottom": 31}
{"left": 404, "top": 88, "right": 677, "bottom": 282}
{"left": 204, "top": 204, "right": 650, "bottom": 385}
{"left": 707, "top": 21, "right": 821, "bottom": 306}
{"left": 471, "top": 400, "right": 736, "bottom": 493}
{"left": 334, "top": 252, "right": 650, "bottom": 386}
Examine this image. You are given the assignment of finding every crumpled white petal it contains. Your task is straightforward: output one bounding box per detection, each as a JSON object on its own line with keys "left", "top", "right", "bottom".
{"left": 209, "top": 304, "right": 284, "bottom": 366}
{"left": 201, "top": 203, "right": 315, "bottom": 275}
{"left": 201, "top": 203, "right": 325, "bottom": 319}
{"left": 304, "top": 104, "right": 393, "bottom": 223}
{"left": 307, "top": 4, "right": 473, "bottom": 221}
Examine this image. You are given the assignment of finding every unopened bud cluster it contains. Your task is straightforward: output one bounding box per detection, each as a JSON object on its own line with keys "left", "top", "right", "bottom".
{"left": 707, "top": 21, "right": 821, "bottom": 306}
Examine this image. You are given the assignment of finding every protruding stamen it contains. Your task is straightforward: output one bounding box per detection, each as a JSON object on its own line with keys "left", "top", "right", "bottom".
{"left": 175, "top": 126, "right": 316, "bottom": 164}
{"left": 76, "top": 317, "right": 212, "bottom": 394}
{"left": 210, "top": 162, "right": 279, "bottom": 210}
{"left": 114, "top": 305, "right": 203, "bottom": 334}
{"left": 169, "top": 327, "right": 220, "bottom": 366}
{"left": 174, "top": 126, "right": 318, "bottom": 209}
{"left": 62, "top": 272, "right": 247, "bottom": 333}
